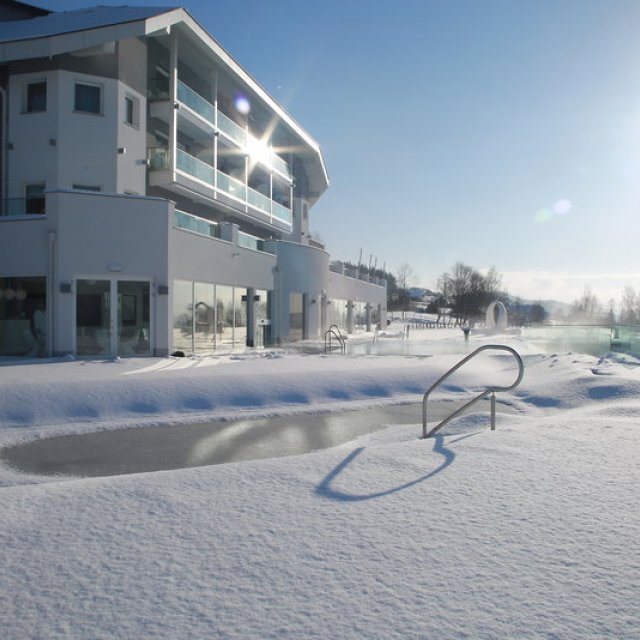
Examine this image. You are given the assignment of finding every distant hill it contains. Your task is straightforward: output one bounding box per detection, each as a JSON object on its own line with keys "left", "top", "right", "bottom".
{"left": 408, "top": 287, "right": 436, "bottom": 300}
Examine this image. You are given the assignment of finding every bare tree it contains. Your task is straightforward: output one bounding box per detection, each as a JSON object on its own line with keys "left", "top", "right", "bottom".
{"left": 438, "top": 262, "right": 505, "bottom": 326}
{"left": 619, "top": 286, "right": 637, "bottom": 325}
{"left": 396, "top": 263, "right": 415, "bottom": 319}
{"left": 570, "top": 285, "right": 602, "bottom": 323}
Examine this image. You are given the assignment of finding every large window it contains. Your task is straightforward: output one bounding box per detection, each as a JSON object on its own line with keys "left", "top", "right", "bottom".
{"left": 172, "top": 280, "right": 263, "bottom": 353}
{"left": 25, "top": 81, "right": 46, "bottom": 113}
{"left": 0, "top": 277, "right": 47, "bottom": 356}
{"left": 74, "top": 82, "right": 102, "bottom": 115}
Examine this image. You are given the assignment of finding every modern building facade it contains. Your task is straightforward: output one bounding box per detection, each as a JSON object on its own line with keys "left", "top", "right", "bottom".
{"left": 0, "top": 1, "right": 386, "bottom": 357}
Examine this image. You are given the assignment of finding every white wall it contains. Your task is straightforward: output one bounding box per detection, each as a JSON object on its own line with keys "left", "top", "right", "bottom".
{"left": 273, "top": 240, "right": 329, "bottom": 341}
{"left": 169, "top": 229, "right": 276, "bottom": 290}
{"left": 0, "top": 217, "right": 49, "bottom": 275}
{"left": 8, "top": 70, "right": 147, "bottom": 198}
{"left": 47, "top": 191, "right": 171, "bottom": 355}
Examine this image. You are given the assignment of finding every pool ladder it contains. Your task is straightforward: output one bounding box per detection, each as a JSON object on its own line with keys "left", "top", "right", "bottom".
{"left": 324, "top": 325, "right": 346, "bottom": 354}
{"left": 422, "top": 344, "right": 524, "bottom": 438}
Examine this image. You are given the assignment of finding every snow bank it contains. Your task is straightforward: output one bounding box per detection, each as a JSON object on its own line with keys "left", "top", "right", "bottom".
{"left": 1, "top": 332, "right": 639, "bottom": 638}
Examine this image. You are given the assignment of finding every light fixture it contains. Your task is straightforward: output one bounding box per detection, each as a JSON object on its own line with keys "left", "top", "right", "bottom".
{"left": 4, "top": 288, "right": 15, "bottom": 300}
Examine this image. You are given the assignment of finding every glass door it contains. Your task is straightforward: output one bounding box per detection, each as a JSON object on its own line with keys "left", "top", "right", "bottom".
{"left": 76, "top": 279, "right": 111, "bottom": 356}
{"left": 117, "top": 281, "right": 150, "bottom": 356}
{"left": 76, "top": 279, "right": 151, "bottom": 357}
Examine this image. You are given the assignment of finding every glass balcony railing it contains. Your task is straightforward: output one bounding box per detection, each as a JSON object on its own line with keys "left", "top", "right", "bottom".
{"left": 148, "top": 146, "right": 170, "bottom": 170}
{"left": 272, "top": 201, "right": 292, "bottom": 225}
{"left": 217, "top": 169, "right": 247, "bottom": 201}
{"left": 177, "top": 80, "right": 215, "bottom": 124}
{"left": 147, "top": 145, "right": 291, "bottom": 227}
{"left": 176, "top": 149, "right": 215, "bottom": 185}
{"left": 247, "top": 187, "right": 272, "bottom": 215}
{"left": 217, "top": 110, "right": 247, "bottom": 147}
{"left": 0, "top": 197, "right": 45, "bottom": 217}
{"left": 238, "top": 231, "right": 265, "bottom": 252}
{"left": 174, "top": 210, "right": 219, "bottom": 238}
{"left": 152, "top": 77, "right": 290, "bottom": 178}
{"left": 271, "top": 153, "right": 290, "bottom": 178}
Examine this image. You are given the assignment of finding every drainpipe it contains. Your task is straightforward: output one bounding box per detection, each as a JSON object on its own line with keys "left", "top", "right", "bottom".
{"left": 47, "top": 230, "right": 55, "bottom": 357}
{"left": 0, "top": 85, "right": 7, "bottom": 201}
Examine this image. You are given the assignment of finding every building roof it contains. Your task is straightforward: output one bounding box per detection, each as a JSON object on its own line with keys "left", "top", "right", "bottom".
{"left": 0, "top": 5, "right": 174, "bottom": 43}
{"left": 0, "top": 1, "right": 50, "bottom": 22}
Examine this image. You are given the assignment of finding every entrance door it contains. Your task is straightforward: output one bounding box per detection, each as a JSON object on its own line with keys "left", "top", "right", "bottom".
{"left": 76, "top": 279, "right": 150, "bottom": 356}
{"left": 117, "top": 281, "right": 150, "bottom": 356}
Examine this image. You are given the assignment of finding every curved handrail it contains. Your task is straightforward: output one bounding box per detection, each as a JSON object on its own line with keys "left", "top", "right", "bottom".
{"left": 422, "top": 344, "right": 524, "bottom": 438}
{"left": 324, "top": 324, "right": 346, "bottom": 354}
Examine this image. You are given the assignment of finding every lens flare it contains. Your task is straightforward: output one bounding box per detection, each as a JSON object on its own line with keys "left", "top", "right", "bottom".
{"left": 534, "top": 197, "right": 572, "bottom": 223}
{"left": 535, "top": 208, "right": 553, "bottom": 223}
{"left": 234, "top": 94, "right": 251, "bottom": 115}
{"left": 553, "top": 199, "right": 572, "bottom": 215}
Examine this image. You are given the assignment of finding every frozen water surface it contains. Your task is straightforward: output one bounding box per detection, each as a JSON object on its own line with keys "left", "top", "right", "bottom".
{"left": 1, "top": 399, "right": 516, "bottom": 477}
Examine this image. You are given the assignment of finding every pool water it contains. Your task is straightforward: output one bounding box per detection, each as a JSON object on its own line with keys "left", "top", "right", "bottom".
{"left": 522, "top": 325, "right": 640, "bottom": 357}
{"left": 346, "top": 325, "right": 640, "bottom": 358}
{"left": 1, "top": 399, "right": 517, "bottom": 478}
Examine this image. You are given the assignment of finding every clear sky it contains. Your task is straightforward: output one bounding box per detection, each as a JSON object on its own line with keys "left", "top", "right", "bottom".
{"left": 38, "top": 0, "right": 640, "bottom": 303}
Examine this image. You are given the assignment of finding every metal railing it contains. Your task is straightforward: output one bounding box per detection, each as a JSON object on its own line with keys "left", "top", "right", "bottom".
{"left": 324, "top": 324, "right": 346, "bottom": 354}
{"left": 422, "top": 344, "right": 524, "bottom": 438}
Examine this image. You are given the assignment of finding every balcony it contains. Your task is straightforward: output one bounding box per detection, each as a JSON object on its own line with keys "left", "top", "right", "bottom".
{"left": 216, "top": 169, "right": 247, "bottom": 202}
{"left": 174, "top": 210, "right": 219, "bottom": 238}
{"left": 238, "top": 231, "right": 265, "bottom": 252}
{"left": 217, "top": 108, "right": 247, "bottom": 147}
{"left": 176, "top": 149, "right": 214, "bottom": 184}
{"left": 149, "top": 77, "right": 291, "bottom": 179}
{"left": 272, "top": 201, "right": 292, "bottom": 225}
{"left": 150, "top": 147, "right": 292, "bottom": 228}
{"left": 177, "top": 81, "right": 215, "bottom": 125}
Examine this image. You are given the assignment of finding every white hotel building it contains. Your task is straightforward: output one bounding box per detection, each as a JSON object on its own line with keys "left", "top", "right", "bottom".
{"left": 0, "top": 1, "right": 386, "bottom": 357}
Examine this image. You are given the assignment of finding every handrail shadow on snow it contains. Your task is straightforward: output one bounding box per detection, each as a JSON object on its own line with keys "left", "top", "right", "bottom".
{"left": 314, "top": 432, "right": 477, "bottom": 502}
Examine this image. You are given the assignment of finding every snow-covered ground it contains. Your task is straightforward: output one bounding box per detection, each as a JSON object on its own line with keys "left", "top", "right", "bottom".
{"left": 1, "top": 329, "right": 639, "bottom": 638}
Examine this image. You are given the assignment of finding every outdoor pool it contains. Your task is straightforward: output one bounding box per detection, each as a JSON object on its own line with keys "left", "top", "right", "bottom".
{"left": 346, "top": 325, "right": 640, "bottom": 358}
{"left": 1, "top": 399, "right": 517, "bottom": 478}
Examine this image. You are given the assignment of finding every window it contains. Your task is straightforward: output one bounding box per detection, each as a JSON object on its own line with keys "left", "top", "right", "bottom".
{"left": 72, "top": 184, "right": 101, "bottom": 192}
{"left": 124, "top": 96, "right": 134, "bottom": 124}
{"left": 74, "top": 82, "right": 101, "bottom": 114}
{"left": 25, "top": 183, "right": 45, "bottom": 214}
{"left": 25, "top": 81, "right": 46, "bottom": 113}
{"left": 124, "top": 95, "right": 139, "bottom": 127}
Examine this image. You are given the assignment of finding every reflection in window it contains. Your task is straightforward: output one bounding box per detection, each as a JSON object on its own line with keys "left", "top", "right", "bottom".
{"left": 216, "top": 284, "right": 234, "bottom": 348}
{"left": 234, "top": 287, "right": 247, "bottom": 346}
{"left": 172, "top": 280, "right": 193, "bottom": 353}
{"left": 0, "top": 277, "right": 47, "bottom": 356}
{"left": 194, "top": 282, "right": 215, "bottom": 353}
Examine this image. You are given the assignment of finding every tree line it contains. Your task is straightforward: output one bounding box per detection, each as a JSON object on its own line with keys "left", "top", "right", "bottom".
{"left": 565, "top": 285, "right": 640, "bottom": 325}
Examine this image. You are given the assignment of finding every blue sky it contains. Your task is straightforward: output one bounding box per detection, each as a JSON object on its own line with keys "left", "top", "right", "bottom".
{"left": 39, "top": 0, "right": 640, "bottom": 302}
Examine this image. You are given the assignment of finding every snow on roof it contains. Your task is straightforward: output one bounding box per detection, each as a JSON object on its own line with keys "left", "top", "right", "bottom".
{"left": 0, "top": 5, "right": 176, "bottom": 44}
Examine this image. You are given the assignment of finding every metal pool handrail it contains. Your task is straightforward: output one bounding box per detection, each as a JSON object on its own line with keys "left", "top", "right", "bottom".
{"left": 422, "top": 344, "right": 524, "bottom": 438}
{"left": 324, "top": 324, "right": 346, "bottom": 354}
